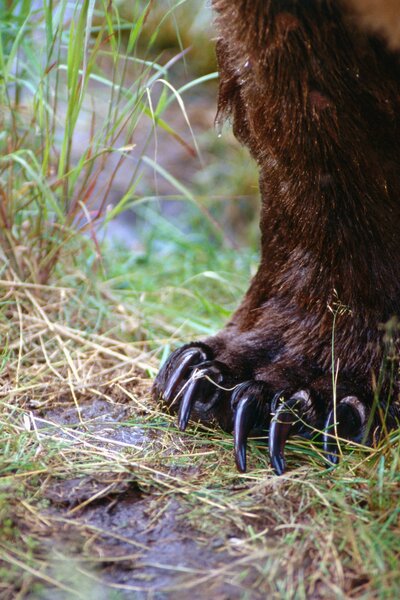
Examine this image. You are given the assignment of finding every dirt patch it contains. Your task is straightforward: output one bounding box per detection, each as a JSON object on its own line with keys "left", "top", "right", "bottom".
{"left": 42, "top": 485, "right": 249, "bottom": 599}
{"left": 15, "top": 398, "right": 259, "bottom": 599}
{"left": 3, "top": 387, "right": 393, "bottom": 599}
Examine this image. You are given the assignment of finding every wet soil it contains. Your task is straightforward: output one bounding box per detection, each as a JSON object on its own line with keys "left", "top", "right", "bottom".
{"left": 25, "top": 398, "right": 260, "bottom": 599}
{"left": 44, "top": 483, "right": 243, "bottom": 599}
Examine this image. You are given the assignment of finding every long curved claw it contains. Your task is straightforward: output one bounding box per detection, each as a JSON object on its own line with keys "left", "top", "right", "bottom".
{"left": 323, "top": 396, "right": 366, "bottom": 465}
{"left": 232, "top": 382, "right": 268, "bottom": 473}
{"left": 163, "top": 347, "right": 208, "bottom": 404}
{"left": 177, "top": 362, "right": 225, "bottom": 431}
{"left": 178, "top": 377, "right": 203, "bottom": 430}
{"left": 234, "top": 395, "right": 257, "bottom": 472}
{"left": 269, "top": 390, "right": 311, "bottom": 475}
{"left": 152, "top": 344, "right": 210, "bottom": 407}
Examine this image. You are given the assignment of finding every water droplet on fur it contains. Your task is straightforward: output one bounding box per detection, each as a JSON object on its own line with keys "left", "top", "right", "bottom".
{"left": 216, "top": 119, "right": 223, "bottom": 137}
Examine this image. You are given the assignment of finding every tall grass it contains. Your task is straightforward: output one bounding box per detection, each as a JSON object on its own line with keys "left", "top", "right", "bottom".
{"left": 0, "top": 0, "right": 208, "bottom": 284}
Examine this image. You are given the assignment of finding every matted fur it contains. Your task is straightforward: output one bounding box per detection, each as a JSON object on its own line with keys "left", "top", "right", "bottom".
{"left": 153, "top": 1, "right": 400, "bottom": 456}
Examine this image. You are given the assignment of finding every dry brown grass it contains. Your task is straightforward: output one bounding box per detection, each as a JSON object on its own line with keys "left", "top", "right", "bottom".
{"left": 1, "top": 271, "right": 399, "bottom": 599}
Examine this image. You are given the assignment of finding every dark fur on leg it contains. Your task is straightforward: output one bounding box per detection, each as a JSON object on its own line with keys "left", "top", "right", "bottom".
{"left": 153, "top": 0, "right": 400, "bottom": 473}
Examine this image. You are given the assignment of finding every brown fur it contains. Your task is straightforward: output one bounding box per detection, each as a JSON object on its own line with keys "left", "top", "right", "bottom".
{"left": 153, "top": 0, "right": 400, "bottom": 444}
{"left": 206, "top": 0, "right": 400, "bottom": 417}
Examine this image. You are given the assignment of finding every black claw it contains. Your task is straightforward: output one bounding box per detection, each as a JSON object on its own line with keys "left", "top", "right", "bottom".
{"left": 269, "top": 390, "right": 311, "bottom": 475}
{"left": 234, "top": 396, "right": 254, "bottom": 473}
{"left": 231, "top": 382, "right": 270, "bottom": 473}
{"left": 323, "top": 396, "right": 366, "bottom": 465}
{"left": 178, "top": 377, "right": 201, "bottom": 430}
{"left": 163, "top": 347, "right": 207, "bottom": 404}
{"left": 153, "top": 344, "right": 210, "bottom": 407}
{"left": 176, "top": 362, "right": 226, "bottom": 430}
{"left": 269, "top": 408, "right": 295, "bottom": 475}
{"left": 233, "top": 395, "right": 258, "bottom": 473}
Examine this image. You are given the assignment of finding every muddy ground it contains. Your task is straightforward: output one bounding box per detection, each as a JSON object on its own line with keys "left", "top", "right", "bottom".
{"left": 4, "top": 370, "right": 393, "bottom": 600}
{"left": 19, "top": 396, "right": 263, "bottom": 599}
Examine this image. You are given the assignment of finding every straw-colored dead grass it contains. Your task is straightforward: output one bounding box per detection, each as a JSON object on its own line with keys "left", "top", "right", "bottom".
{"left": 1, "top": 273, "right": 399, "bottom": 599}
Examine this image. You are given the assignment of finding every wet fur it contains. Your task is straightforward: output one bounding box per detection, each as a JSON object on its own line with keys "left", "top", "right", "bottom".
{"left": 209, "top": 0, "right": 400, "bottom": 421}
{"left": 153, "top": 0, "right": 400, "bottom": 449}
